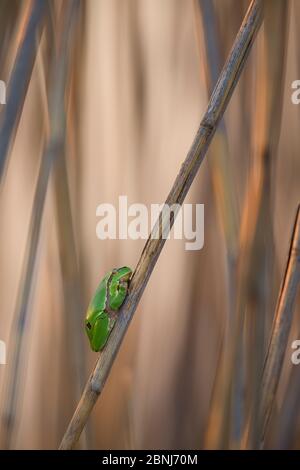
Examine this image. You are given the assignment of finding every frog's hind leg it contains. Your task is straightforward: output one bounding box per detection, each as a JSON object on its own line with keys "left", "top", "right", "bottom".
{"left": 91, "top": 314, "right": 110, "bottom": 352}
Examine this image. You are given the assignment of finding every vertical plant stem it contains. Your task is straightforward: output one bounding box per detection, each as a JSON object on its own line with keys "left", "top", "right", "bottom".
{"left": 195, "top": 0, "right": 239, "bottom": 448}
{"left": 53, "top": 152, "right": 88, "bottom": 448}
{"left": 236, "top": 0, "right": 290, "bottom": 448}
{"left": 46, "top": 2, "right": 88, "bottom": 447}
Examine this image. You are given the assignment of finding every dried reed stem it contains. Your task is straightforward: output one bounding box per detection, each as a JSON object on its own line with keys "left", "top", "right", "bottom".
{"left": 59, "top": 0, "right": 263, "bottom": 450}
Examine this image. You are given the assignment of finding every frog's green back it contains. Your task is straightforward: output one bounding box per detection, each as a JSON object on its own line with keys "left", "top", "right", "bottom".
{"left": 87, "top": 271, "right": 111, "bottom": 315}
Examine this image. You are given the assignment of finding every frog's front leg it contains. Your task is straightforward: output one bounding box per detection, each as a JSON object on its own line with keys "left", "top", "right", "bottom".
{"left": 109, "top": 277, "right": 128, "bottom": 310}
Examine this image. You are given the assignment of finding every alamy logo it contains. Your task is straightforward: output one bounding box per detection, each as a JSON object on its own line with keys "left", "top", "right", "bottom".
{"left": 0, "top": 80, "right": 6, "bottom": 105}
{"left": 96, "top": 196, "right": 204, "bottom": 251}
{"left": 291, "top": 340, "right": 300, "bottom": 365}
{"left": 0, "top": 340, "right": 6, "bottom": 365}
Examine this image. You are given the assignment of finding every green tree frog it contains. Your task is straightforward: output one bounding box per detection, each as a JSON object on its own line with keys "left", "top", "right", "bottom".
{"left": 85, "top": 266, "right": 132, "bottom": 352}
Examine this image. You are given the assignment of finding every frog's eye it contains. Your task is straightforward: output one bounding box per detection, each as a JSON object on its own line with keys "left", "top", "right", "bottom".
{"left": 86, "top": 322, "right": 92, "bottom": 330}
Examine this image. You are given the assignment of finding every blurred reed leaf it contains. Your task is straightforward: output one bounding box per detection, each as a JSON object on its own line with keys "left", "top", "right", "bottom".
{"left": 233, "top": 0, "right": 290, "bottom": 449}
{"left": 274, "top": 331, "right": 300, "bottom": 449}
{"left": 0, "top": 0, "right": 47, "bottom": 184}
{"left": 0, "top": 0, "right": 21, "bottom": 70}
{"left": 0, "top": 0, "right": 80, "bottom": 449}
{"left": 195, "top": 0, "right": 240, "bottom": 449}
{"left": 45, "top": 0, "right": 88, "bottom": 448}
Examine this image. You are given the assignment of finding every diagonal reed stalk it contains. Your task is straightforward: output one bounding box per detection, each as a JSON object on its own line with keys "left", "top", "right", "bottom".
{"left": 59, "top": 0, "right": 263, "bottom": 450}
{"left": 0, "top": 0, "right": 47, "bottom": 183}
{"left": 259, "top": 205, "right": 300, "bottom": 447}
{"left": 0, "top": 0, "right": 80, "bottom": 449}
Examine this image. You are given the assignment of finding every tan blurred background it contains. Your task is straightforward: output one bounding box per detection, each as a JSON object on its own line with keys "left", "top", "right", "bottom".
{"left": 0, "top": 0, "right": 299, "bottom": 449}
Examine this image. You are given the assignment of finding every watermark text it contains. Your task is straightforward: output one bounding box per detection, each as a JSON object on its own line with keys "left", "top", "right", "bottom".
{"left": 0, "top": 80, "right": 6, "bottom": 105}
{"left": 0, "top": 340, "right": 6, "bottom": 365}
{"left": 96, "top": 196, "right": 204, "bottom": 251}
